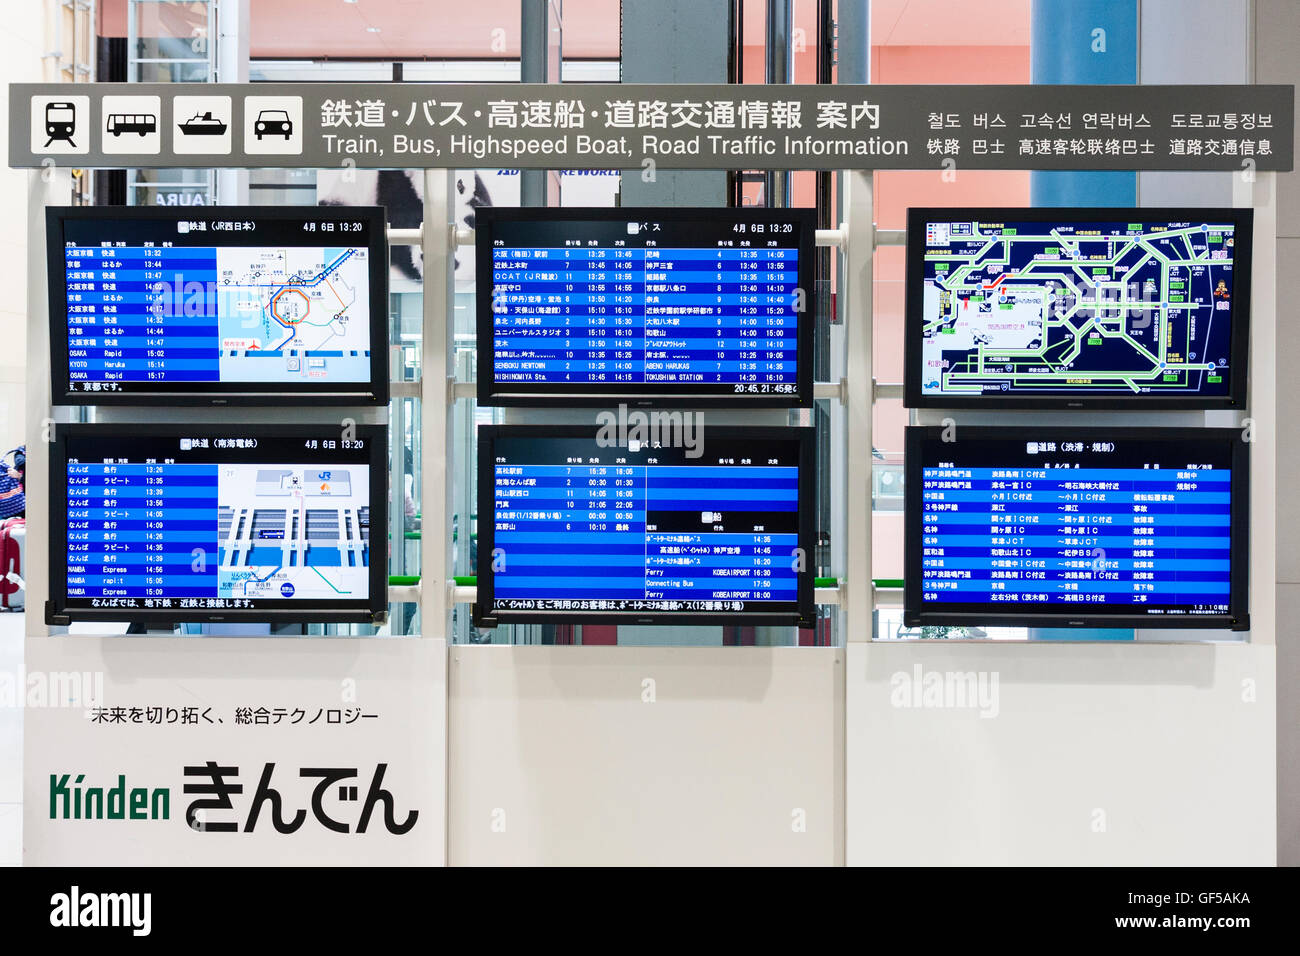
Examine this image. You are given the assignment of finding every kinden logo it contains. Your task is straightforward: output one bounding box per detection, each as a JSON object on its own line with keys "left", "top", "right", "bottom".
{"left": 49, "top": 886, "right": 152, "bottom": 937}
{"left": 49, "top": 773, "right": 170, "bottom": 820}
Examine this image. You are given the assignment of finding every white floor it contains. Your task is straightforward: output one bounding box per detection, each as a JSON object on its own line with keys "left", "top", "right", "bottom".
{"left": 0, "top": 611, "right": 22, "bottom": 866}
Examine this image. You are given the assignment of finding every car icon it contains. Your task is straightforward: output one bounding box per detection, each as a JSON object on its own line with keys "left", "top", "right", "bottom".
{"left": 255, "top": 109, "right": 292, "bottom": 140}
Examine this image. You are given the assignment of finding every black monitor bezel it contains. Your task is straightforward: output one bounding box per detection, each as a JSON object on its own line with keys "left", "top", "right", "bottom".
{"left": 475, "top": 205, "right": 817, "bottom": 409}
{"left": 47, "top": 204, "right": 390, "bottom": 406}
{"left": 903, "top": 425, "right": 1250, "bottom": 631}
{"left": 474, "top": 423, "right": 817, "bottom": 628}
{"left": 46, "top": 422, "right": 389, "bottom": 625}
{"left": 903, "top": 206, "right": 1253, "bottom": 410}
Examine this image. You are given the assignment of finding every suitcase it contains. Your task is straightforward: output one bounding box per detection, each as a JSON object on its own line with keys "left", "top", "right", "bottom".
{"left": 0, "top": 517, "right": 25, "bottom": 610}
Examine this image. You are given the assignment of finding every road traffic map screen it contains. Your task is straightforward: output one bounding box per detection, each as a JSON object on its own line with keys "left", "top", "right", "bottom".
{"left": 474, "top": 425, "right": 815, "bottom": 627}
{"left": 904, "top": 426, "right": 1249, "bottom": 630}
{"left": 47, "top": 206, "right": 388, "bottom": 404}
{"left": 476, "top": 207, "right": 815, "bottom": 407}
{"left": 47, "top": 424, "right": 387, "bottom": 624}
{"left": 905, "top": 207, "right": 1252, "bottom": 409}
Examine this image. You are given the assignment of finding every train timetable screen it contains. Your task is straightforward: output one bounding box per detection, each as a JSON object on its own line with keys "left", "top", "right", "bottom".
{"left": 476, "top": 427, "right": 815, "bottom": 627}
{"left": 48, "top": 206, "right": 387, "bottom": 403}
{"left": 477, "top": 207, "right": 814, "bottom": 405}
{"left": 49, "top": 426, "right": 386, "bottom": 623}
{"left": 906, "top": 207, "right": 1252, "bottom": 408}
{"left": 904, "top": 427, "right": 1249, "bottom": 630}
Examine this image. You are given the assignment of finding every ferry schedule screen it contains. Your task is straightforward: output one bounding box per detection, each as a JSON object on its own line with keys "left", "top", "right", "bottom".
{"left": 475, "top": 426, "right": 815, "bottom": 627}
{"left": 476, "top": 207, "right": 814, "bottom": 406}
{"left": 47, "top": 206, "right": 388, "bottom": 404}
{"left": 904, "top": 426, "right": 1249, "bottom": 630}
{"left": 48, "top": 424, "right": 387, "bottom": 624}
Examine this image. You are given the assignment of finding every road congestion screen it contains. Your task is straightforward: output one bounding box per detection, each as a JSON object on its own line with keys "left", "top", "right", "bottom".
{"left": 904, "top": 427, "right": 1249, "bottom": 630}
{"left": 475, "top": 426, "right": 815, "bottom": 627}
{"left": 48, "top": 425, "right": 386, "bottom": 623}
{"left": 476, "top": 207, "right": 814, "bottom": 406}
{"left": 48, "top": 206, "right": 387, "bottom": 404}
{"left": 906, "top": 208, "right": 1252, "bottom": 408}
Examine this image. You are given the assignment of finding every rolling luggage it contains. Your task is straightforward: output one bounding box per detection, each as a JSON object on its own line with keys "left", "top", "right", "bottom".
{"left": 0, "top": 517, "right": 24, "bottom": 610}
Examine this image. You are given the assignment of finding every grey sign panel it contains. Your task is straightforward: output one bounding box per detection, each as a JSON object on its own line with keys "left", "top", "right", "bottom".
{"left": 9, "top": 82, "right": 1294, "bottom": 171}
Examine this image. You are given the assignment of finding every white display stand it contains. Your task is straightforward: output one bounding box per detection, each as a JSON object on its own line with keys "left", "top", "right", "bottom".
{"left": 21, "top": 157, "right": 1280, "bottom": 865}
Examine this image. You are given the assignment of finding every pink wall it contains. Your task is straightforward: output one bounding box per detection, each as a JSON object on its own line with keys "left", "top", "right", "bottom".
{"left": 871, "top": 39, "right": 1031, "bottom": 577}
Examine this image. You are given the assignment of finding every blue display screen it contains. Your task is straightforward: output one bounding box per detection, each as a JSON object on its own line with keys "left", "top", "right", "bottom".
{"left": 55, "top": 428, "right": 379, "bottom": 617}
{"left": 481, "top": 430, "right": 811, "bottom": 622}
{"left": 52, "top": 209, "right": 383, "bottom": 400}
{"left": 912, "top": 212, "right": 1246, "bottom": 403}
{"left": 480, "top": 209, "right": 812, "bottom": 402}
{"left": 906, "top": 428, "right": 1247, "bottom": 627}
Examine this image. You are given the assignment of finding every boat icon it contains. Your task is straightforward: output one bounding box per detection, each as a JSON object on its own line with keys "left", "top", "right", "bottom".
{"left": 178, "top": 111, "right": 228, "bottom": 135}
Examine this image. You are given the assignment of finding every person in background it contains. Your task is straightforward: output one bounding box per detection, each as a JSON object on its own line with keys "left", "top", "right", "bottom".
{"left": 0, "top": 447, "right": 24, "bottom": 520}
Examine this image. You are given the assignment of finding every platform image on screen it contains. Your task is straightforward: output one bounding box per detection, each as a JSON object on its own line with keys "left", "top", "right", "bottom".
{"left": 483, "top": 431, "right": 808, "bottom": 621}
{"left": 907, "top": 428, "right": 1246, "bottom": 627}
{"left": 917, "top": 217, "right": 1239, "bottom": 400}
{"left": 484, "top": 211, "right": 808, "bottom": 401}
{"left": 215, "top": 463, "right": 370, "bottom": 603}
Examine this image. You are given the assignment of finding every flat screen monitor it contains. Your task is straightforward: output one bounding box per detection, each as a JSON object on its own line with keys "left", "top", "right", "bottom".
{"left": 905, "top": 207, "right": 1252, "bottom": 409}
{"left": 476, "top": 206, "right": 815, "bottom": 407}
{"left": 475, "top": 425, "right": 816, "bottom": 627}
{"left": 47, "top": 205, "right": 389, "bottom": 405}
{"left": 904, "top": 426, "right": 1249, "bottom": 630}
{"left": 48, "top": 423, "right": 387, "bottom": 625}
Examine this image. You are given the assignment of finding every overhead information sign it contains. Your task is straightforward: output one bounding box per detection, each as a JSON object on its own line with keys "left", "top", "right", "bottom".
{"left": 9, "top": 83, "right": 1293, "bottom": 171}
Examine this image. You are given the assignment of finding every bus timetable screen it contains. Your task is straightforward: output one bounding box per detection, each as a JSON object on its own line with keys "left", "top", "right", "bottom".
{"left": 50, "top": 426, "right": 386, "bottom": 623}
{"left": 904, "top": 427, "right": 1249, "bottom": 630}
{"left": 49, "top": 206, "right": 387, "bottom": 403}
{"left": 476, "top": 427, "right": 814, "bottom": 627}
{"left": 477, "top": 207, "right": 814, "bottom": 405}
{"left": 907, "top": 208, "right": 1252, "bottom": 408}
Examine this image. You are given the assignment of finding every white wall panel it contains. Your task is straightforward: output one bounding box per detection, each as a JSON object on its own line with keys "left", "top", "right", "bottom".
{"left": 448, "top": 645, "right": 841, "bottom": 865}
{"left": 847, "top": 641, "right": 1275, "bottom": 865}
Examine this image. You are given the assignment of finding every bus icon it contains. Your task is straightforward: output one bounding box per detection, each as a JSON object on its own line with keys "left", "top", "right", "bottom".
{"left": 106, "top": 112, "right": 157, "bottom": 137}
{"left": 44, "top": 102, "right": 77, "bottom": 147}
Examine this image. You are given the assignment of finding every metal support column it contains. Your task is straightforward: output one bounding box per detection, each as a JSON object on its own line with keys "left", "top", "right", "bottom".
{"left": 215, "top": 0, "right": 250, "bottom": 205}
{"left": 764, "top": 0, "right": 793, "bottom": 207}
{"left": 843, "top": 171, "right": 874, "bottom": 641}
{"left": 421, "top": 170, "right": 455, "bottom": 637}
{"left": 520, "top": 0, "right": 550, "bottom": 207}
{"left": 1236, "top": 170, "right": 1278, "bottom": 646}
{"left": 831, "top": 0, "right": 869, "bottom": 642}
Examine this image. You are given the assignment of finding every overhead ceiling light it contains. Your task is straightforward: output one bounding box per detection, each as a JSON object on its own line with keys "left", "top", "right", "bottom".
{"left": 366, "top": 26, "right": 381, "bottom": 32}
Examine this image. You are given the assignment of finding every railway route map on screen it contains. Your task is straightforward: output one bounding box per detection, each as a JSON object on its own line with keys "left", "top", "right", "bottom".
{"left": 214, "top": 244, "right": 371, "bottom": 384}
{"left": 915, "top": 214, "right": 1244, "bottom": 402}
